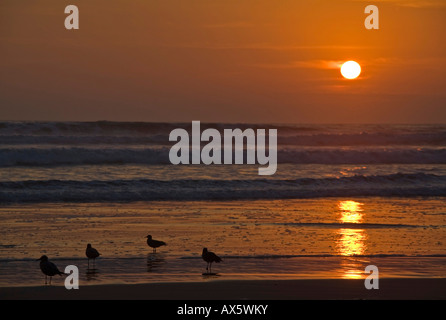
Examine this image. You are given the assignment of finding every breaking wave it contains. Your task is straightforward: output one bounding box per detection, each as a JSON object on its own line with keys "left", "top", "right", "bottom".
{"left": 0, "top": 146, "right": 445, "bottom": 167}
{"left": 1, "top": 173, "right": 444, "bottom": 203}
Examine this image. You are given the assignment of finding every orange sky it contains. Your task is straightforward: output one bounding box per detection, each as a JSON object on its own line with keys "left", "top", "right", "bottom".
{"left": 1, "top": 0, "right": 445, "bottom": 123}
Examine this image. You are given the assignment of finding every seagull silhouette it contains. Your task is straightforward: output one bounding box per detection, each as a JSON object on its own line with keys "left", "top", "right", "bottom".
{"left": 86, "top": 243, "right": 101, "bottom": 269}
{"left": 202, "top": 248, "right": 222, "bottom": 274}
{"left": 146, "top": 235, "right": 166, "bottom": 253}
{"left": 37, "top": 255, "right": 65, "bottom": 285}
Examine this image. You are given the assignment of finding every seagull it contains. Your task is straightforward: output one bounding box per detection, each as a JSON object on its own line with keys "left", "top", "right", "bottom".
{"left": 36, "top": 255, "right": 64, "bottom": 285}
{"left": 202, "top": 248, "right": 222, "bottom": 274}
{"left": 146, "top": 235, "right": 166, "bottom": 253}
{"left": 86, "top": 243, "right": 101, "bottom": 269}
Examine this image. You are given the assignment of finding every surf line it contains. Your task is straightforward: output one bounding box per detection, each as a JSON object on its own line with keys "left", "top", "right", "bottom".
{"left": 169, "top": 121, "right": 277, "bottom": 175}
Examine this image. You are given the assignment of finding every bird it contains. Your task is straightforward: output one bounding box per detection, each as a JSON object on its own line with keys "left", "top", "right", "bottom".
{"left": 202, "top": 248, "right": 222, "bottom": 274}
{"left": 36, "top": 255, "right": 65, "bottom": 285}
{"left": 86, "top": 243, "right": 101, "bottom": 269}
{"left": 146, "top": 235, "right": 166, "bottom": 253}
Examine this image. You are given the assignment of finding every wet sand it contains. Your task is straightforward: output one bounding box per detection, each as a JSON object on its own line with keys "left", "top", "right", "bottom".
{"left": 1, "top": 278, "right": 445, "bottom": 300}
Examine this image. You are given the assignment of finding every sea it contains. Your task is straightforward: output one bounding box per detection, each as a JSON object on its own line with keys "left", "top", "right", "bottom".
{"left": 0, "top": 122, "right": 445, "bottom": 286}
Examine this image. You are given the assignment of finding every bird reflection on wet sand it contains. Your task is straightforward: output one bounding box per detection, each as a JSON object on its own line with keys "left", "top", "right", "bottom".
{"left": 146, "top": 253, "right": 166, "bottom": 273}
{"left": 86, "top": 268, "right": 99, "bottom": 282}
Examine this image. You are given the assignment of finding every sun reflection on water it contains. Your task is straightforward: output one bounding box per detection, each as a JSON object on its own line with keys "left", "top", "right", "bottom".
{"left": 337, "top": 228, "right": 367, "bottom": 257}
{"left": 338, "top": 200, "right": 363, "bottom": 223}
{"left": 336, "top": 200, "right": 368, "bottom": 279}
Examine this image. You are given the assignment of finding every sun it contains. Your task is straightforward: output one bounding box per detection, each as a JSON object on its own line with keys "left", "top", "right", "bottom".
{"left": 340, "top": 61, "right": 361, "bottom": 79}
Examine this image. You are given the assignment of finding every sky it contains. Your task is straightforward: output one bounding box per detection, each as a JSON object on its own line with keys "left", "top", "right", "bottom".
{"left": 1, "top": 0, "right": 445, "bottom": 123}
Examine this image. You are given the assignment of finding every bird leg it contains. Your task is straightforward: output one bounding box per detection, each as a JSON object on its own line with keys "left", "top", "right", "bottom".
{"left": 45, "top": 275, "right": 47, "bottom": 285}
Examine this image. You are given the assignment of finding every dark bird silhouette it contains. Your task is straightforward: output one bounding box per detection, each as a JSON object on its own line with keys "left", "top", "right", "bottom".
{"left": 36, "top": 255, "right": 64, "bottom": 285}
{"left": 202, "top": 248, "right": 222, "bottom": 274}
{"left": 146, "top": 235, "right": 166, "bottom": 253}
{"left": 86, "top": 243, "right": 101, "bottom": 269}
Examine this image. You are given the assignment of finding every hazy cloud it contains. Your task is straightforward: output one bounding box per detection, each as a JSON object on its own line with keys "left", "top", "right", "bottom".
{"left": 252, "top": 60, "right": 345, "bottom": 70}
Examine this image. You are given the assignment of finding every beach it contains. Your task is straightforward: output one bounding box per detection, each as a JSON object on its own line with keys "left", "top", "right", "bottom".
{"left": 1, "top": 199, "right": 446, "bottom": 288}
{"left": 0, "top": 123, "right": 445, "bottom": 299}
{"left": 1, "top": 279, "right": 445, "bottom": 300}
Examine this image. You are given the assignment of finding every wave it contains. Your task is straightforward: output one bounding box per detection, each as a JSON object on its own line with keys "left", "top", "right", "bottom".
{"left": 277, "top": 147, "right": 446, "bottom": 164}
{"left": 1, "top": 146, "right": 445, "bottom": 167}
{"left": 0, "top": 173, "right": 444, "bottom": 203}
{"left": 279, "top": 132, "right": 446, "bottom": 146}
{"left": 1, "top": 122, "right": 445, "bottom": 146}
{"left": 0, "top": 121, "right": 182, "bottom": 136}
{"left": 0, "top": 147, "right": 171, "bottom": 167}
{"left": 0, "top": 135, "right": 169, "bottom": 146}
{"left": 2, "top": 132, "right": 446, "bottom": 147}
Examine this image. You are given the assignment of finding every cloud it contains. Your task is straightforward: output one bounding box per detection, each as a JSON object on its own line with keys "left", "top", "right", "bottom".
{"left": 252, "top": 60, "right": 345, "bottom": 70}
{"left": 372, "top": 57, "right": 446, "bottom": 68}
{"left": 253, "top": 56, "right": 446, "bottom": 71}
{"left": 292, "top": 60, "right": 344, "bottom": 69}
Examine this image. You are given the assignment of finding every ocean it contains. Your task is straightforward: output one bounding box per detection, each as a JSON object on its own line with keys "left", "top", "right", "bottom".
{"left": 0, "top": 122, "right": 445, "bottom": 286}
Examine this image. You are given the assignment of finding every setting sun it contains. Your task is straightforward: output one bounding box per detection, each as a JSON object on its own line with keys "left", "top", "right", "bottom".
{"left": 0, "top": 0, "right": 445, "bottom": 302}
{"left": 340, "top": 61, "right": 361, "bottom": 79}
